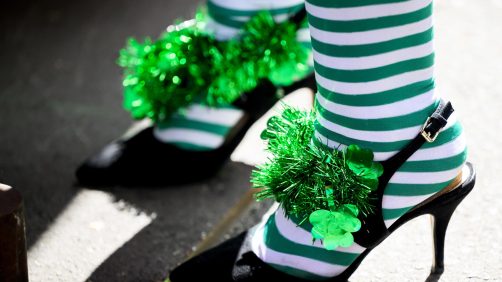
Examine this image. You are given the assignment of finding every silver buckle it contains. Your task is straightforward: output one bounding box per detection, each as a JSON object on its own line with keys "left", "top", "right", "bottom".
{"left": 421, "top": 117, "right": 439, "bottom": 143}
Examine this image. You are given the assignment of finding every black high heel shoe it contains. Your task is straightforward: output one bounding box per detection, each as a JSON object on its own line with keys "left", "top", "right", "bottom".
{"left": 76, "top": 74, "right": 316, "bottom": 186}
{"left": 76, "top": 8, "right": 316, "bottom": 187}
{"left": 169, "top": 100, "right": 476, "bottom": 281}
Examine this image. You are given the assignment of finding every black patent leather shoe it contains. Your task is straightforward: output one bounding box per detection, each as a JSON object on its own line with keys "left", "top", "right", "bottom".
{"left": 76, "top": 75, "right": 316, "bottom": 187}
{"left": 169, "top": 101, "right": 476, "bottom": 281}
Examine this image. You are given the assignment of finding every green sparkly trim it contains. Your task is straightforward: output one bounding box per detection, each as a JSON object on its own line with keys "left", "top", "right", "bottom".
{"left": 251, "top": 107, "right": 384, "bottom": 249}
{"left": 118, "top": 8, "right": 311, "bottom": 121}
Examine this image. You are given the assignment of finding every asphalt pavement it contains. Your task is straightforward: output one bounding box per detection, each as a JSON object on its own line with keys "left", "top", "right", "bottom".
{"left": 0, "top": 0, "right": 501, "bottom": 281}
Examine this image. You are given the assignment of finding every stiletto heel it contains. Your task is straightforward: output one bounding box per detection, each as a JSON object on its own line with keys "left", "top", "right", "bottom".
{"left": 428, "top": 172, "right": 472, "bottom": 276}
{"left": 430, "top": 202, "right": 456, "bottom": 275}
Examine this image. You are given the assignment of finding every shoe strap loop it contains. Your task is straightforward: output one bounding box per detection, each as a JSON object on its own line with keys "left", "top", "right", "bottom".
{"left": 421, "top": 100, "right": 454, "bottom": 142}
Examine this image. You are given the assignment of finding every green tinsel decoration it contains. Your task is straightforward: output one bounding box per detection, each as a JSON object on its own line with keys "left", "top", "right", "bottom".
{"left": 252, "top": 107, "right": 384, "bottom": 223}
{"left": 118, "top": 9, "right": 310, "bottom": 121}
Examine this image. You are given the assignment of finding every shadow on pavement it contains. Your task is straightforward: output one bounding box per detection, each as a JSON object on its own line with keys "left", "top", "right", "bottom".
{"left": 1, "top": 1, "right": 262, "bottom": 281}
{"left": 85, "top": 161, "right": 253, "bottom": 282}
{"left": 0, "top": 0, "right": 199, "bottom": 250}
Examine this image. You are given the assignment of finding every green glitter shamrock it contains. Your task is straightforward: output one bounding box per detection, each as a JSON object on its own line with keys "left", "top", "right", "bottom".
{"left": 345, "top": 145, "right": 384, "bottom": 191}
{"left": 309, "top": 203, "right": 361, "bottom": 250}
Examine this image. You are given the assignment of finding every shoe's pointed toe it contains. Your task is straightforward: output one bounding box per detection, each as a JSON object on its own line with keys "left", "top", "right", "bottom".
{"left": 75, "top": 141, "right": 124, "bottom": 186}
{"left": 75, "top": 160, "right": 114, "bottom": 186}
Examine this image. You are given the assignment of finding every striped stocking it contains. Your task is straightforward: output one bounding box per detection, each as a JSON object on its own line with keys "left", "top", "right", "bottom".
{"left": 251, "top": 0, "right": 467, "bottom": 279}
{"left": 153, "top": 0, "right": 312, "bottom": 150}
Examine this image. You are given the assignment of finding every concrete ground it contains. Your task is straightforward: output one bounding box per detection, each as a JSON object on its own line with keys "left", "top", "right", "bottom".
{"left": 0, "top": 0, "right": 501, "bottom": 281}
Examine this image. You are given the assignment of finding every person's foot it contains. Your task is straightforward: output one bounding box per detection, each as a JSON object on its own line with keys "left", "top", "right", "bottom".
{"left": 76, "top": 0, "right": 315, "bottom": 186}
{"left": 169, "top": 105, "right": 475, "bottom": 281}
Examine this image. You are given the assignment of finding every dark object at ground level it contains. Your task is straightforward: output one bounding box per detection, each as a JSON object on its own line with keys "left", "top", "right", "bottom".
{"left": 0, "top": 184, "right": 29, "bottom": 282}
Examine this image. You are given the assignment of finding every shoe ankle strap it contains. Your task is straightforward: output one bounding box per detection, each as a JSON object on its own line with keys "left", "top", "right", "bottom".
{"left": 383, "top": 99, "right": 454, "bottom": 176}
{"left": 354, "top": 99, "right": 455, "bottom": 248}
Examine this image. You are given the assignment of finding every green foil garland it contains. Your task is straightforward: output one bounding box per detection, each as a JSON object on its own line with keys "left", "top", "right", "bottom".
{"left": 252, "top": 107, "right": 384, "bottom": 249}
{"left": 118, "top": 9, "right": 310, "bottom": 121}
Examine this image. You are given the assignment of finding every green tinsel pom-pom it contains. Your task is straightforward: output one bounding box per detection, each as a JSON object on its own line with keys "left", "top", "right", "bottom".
{"left": 118, "top": 9, "right": 310, "bottom": 121}
{"left": 251, "top": 107, "right": 384, "bottom": 223}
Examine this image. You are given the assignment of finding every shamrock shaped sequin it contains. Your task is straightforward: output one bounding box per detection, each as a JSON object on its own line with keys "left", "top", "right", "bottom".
{"left": 309, "top": 204, "right": 361, "bottom": 250}
{"left": 345, "top": 145, "right": 384, "bottom": 191}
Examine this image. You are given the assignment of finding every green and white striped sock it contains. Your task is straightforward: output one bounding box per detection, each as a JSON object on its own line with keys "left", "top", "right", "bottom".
{"left": 206, "top": 0, "right": 306, "bottom": 41}
{"left": 154, "top": 0, "right": 312, "bottom": 150}
{"left": 251, "top": 0, "right": 467, "bottom": 279}
{"left": 154, "top": 103, "right": 244, "bottom": 150}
